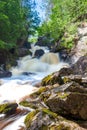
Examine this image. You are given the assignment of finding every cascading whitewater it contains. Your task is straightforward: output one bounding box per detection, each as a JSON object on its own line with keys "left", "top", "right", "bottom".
{"left": 0, "top": 45, "right": 69, "bottom": 130}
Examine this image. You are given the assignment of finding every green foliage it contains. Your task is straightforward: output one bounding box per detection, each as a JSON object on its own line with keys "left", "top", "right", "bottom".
{"left": 38, "top": 0, "right": 87, "bottom": 48}
{"left": 0, "top": 40, "right": 6, "bottom": 49}
{"left": 0, "top": 0, "right": 40, "bottom": 49}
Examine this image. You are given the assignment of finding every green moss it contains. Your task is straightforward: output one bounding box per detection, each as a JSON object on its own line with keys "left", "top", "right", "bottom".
{"left": 0, "top": 104, "right": 10, "bottom": 113}
{"left": 58, "top": 92, "right": 69, "bottom": 99}
{"left": 63, "top": 77, "right": 71, "bottom": 83}
{"left": 41, "top": 74, "right": 52, "bottom": 86}
{"left": 24, "top": 110, "right": 38, "bottom": 129}
{"left": 42, "top": 108, "right": 58, "bottom": 118}
{"left": 39, "top": 125, "right": 49, "bottom": 130}
{"left": 50, "top": 124, "right": 70, "bottom": 130}
{"left": 30, "top": 87, "right": 47, "bottom": 98}
{"left": 19, "top": 101, "right": 38, "bottom": 109}
{"left": 41, "top": 73, "right": 63, "bottom": 86}
{"left": 0, "top": 103, "right": 18, "bottom": 114}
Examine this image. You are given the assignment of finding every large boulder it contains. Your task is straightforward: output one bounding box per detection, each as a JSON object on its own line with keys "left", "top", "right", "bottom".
{"left": 24, "top": 109, "right": 87, "bottom": 130}
{"left": 46, "top": 92, "right": 87, "bottom": 120}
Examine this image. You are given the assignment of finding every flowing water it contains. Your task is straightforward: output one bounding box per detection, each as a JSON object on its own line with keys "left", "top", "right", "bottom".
{"left": 0, "top": 45, "right": 69, "bottom": 130}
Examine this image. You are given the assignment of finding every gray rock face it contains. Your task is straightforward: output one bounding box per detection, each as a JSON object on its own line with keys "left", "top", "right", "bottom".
{"left": 71, "top": 55, "right": 87, "bottom": 75}
{"left": 71, "top": 25, "right": 87, "bottom": 63}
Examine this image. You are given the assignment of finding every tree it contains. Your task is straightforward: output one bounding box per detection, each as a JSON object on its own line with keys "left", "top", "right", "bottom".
{"left": 0, "top": 0, "right": 40, "bottom": 49}
{"left": 38, "top": 0, "right": 87, "bottom": 43}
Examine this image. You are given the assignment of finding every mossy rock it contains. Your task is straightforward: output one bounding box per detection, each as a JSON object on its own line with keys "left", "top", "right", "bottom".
{"left": 42, "top": 108, "right": 58, "bottom": 118}
{"left": 19, "top": 101, "right": 38, "bottom": 109}
{"left": 24, "top": 110, "right": 38, "bottom": 129}
{"left": 0, "top": 103, "right": 18, "bottom": 115}
{"left": 41, "top": 72, "right": 63, "bottom": 86}
{"left": 30, "top": 87, "right": 48, "bottom": 98}
{"left": 49, "top": 124, "right": 71, "bottom": 130}
{"left": 39, "top": 125, "right": 49, "bottom": 130}
{"left": 57, "top": 92, "right": 69, "bottom": 99}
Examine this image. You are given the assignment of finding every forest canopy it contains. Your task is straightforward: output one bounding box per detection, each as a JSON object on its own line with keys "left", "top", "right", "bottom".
{"left": 0, "top": 0, "right": 87, "bottom": 49}
{"left": 38, "top": 0, "right": 87, "bottom": 46}
{"left": 0, "top": 0, "right": 40, "bottom": 49}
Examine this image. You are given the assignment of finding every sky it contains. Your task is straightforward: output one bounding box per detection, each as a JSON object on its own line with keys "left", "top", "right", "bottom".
{"left": 35, "top": 0, "right": 46, "bottom": 21}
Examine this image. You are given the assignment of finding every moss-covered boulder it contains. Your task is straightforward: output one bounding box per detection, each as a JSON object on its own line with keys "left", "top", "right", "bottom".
{"left": 46, "top": 92, "right": 87, "bottom": 120}
{"left": 19, "top": 100, "right": 38, "bottom": 109}
{"left": 0, "top": 103, "right": 18, "bottom": 115}
{"left": 24, "top": 110, "right": 38, "bottom": 129}
{"left": 24, "top": 109, "right": 58, "bottom": 130}
{"left": 41, "top": 72, "right": 63, "bottom": 86}
{"left": 24, "top": 109, "right": 87, "bottom": 130}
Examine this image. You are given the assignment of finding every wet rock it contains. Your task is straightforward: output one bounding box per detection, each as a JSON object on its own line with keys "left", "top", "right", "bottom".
{"left": 46, "top": 92, "right": 87, "bottom": 120}
{"left": 59, "top": 49, "right": 70, "bottom": 62}
{"left": 0, "top": 103, "right": 18, "bottom": 115}
{"left": 17, "top": 48, "right": 32, "bottom": 57}
{"left": 23, "top": 41, "right": 31, "bottom": 49}
{"left": 0, "top": 70, "right": 12, "bottom": 78}
{"left": 34, "top": 49, "right": 44, "bottom": 58}
{"left": 41, "top": 55, "right": 87, "bottom": 86}
{"left": 41, "top": 72, "right": 64, "bottom": 86}
{"left": 22, "top": 72, "right": 36, "bottom": 76}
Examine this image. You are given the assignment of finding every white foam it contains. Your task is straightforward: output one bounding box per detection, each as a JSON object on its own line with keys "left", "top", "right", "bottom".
{"left": 3, "top": 115, "right": 26, "bottom": 130}
{"left": 0, "top": 80, "right": 37, "bottom": 103}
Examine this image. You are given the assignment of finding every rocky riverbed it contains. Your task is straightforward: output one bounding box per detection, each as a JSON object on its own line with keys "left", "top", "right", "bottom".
{"left": 18, "top": 55, "right": 87, "bottom": 130}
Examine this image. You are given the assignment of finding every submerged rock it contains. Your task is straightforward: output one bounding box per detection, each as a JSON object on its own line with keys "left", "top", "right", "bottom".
{"left": 0, "top": 70, "right": 12, "bottom": 78}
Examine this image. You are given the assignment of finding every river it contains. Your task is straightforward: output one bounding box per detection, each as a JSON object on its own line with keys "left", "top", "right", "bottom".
{"left": 0, "top": 45, "right": 69, "bottom": 130}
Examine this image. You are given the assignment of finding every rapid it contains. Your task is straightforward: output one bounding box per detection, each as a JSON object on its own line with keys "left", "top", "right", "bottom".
{"left": 0, "top": 45, "right": 69, "bottom": 130}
